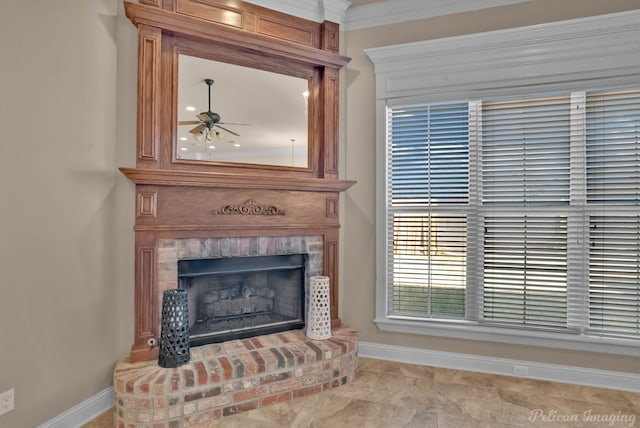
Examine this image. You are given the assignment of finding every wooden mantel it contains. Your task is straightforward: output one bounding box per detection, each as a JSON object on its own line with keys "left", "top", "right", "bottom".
{"left": 120, "top": 167, "right": 355, "bottom": 192}
{"left": 122, "top": 0, "right": 354, "bottom": 362}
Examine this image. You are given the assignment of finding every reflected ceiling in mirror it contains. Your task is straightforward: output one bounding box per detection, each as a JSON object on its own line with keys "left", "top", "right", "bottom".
{"left": 177, "top": 55, "right": 309, "bottom": 168}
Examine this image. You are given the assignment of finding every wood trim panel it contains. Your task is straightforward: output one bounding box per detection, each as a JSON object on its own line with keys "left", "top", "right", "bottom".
{"left": 131, "top": 246, "right": 158, "bottom": 361}
{"left": 175, "top": 0, "right": 244, "bottom": 30}
{"left": 321, "top": 21, "right": 339, "bottom": 53}
{"left": 140, "top": 0, "right": 161, "bottom": 7}
{"left": 137, "top": 191, "right": 158, "bottom": 217}
{"left": 171, "top": 0, "right": 322, "bottom": 48}
{"left": 323, "top": 67, "right": 339, "bottom": 176}
{"left": 324, "top": 236, "right": 339, "bottom": 321}
{"left": 255, "top": 15, "right": 317, "bottom": 48}
{"left": 137, "top": 25, "right": 161, "bottom": 161}
{"left": 137, "top": 248, "right": 156, "bottom": 337}
{"left": 326, "top": 196, "right": 339, "bottom": 218}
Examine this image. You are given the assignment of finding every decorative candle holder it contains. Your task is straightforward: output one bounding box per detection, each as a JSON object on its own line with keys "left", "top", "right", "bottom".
{"left": 158, "top": 289, "right": 190, "bottom": 368}
{"left": 307, "top": 276, "right": 331, "bottom": 340}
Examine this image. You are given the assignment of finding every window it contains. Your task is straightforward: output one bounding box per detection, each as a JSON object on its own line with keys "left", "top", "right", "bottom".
{"left": 480, "top": 95, "right": 572, "bottom": 330}
{"left": 367, "top": 10, "right": 640, "bottom": 354}
{"left": 586, "top": 89, "right": 640, "bottom": 336}
{"left": 384, "top": 87, "right": 640, "bottom": 348}
{"left": 388, "top": 103, "right": 468, "bottom": 320}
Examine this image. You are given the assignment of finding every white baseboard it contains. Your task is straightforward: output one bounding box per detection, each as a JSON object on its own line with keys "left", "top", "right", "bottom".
{"left": 38, "top": 387, "right": 113, "bottom": 428}
{"left": 358, "top": 341, "right": 640, "bottom": 393}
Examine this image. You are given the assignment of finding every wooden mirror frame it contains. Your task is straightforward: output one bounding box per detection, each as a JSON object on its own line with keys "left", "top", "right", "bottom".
{"left": 123, "top": 0, "right": 351, "bottom": 179}
{"left": 174, "top": 51, "right": 312, "bottom": 169}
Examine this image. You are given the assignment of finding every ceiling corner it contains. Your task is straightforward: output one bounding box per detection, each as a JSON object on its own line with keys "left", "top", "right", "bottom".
{"left": 345, "top": 0, "right": 530, "bottom": 31}
{"left": 243, "top": 0, "right": 351, "bottom": 25}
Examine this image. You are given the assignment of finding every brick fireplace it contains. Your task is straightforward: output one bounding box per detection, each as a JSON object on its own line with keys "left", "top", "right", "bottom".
{"left": 159, "top": 236, "right": 323, "bottom": 345}
{"left": 114, "top": 233, "right": 359, "bottom": 427}
{"left": 119, "top": 1, "right": 355, "bottom": 425}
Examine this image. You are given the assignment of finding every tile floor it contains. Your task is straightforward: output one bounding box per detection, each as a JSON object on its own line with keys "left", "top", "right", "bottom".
{"left": 84, "top": 357, "right": 640, "bottom": 427}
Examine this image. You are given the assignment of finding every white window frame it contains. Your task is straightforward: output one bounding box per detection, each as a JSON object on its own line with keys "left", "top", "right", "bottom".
{"left": 365, "top": 10, "right": 640, "bottom": 356}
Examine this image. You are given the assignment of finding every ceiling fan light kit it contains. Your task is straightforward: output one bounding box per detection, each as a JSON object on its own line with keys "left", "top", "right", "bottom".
{"left": 178, "top": 78, "right": 243, "bottom": 148}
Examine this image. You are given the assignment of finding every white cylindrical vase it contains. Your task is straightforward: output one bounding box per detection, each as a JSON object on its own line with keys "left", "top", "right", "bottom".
{"left": 307, "top": 276, "right": 332, "bottom": 340}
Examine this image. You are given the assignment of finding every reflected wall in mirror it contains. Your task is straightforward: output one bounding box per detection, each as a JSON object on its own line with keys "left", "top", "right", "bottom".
{"left": 177, "top": 55, "right": 309, "bottom": 168}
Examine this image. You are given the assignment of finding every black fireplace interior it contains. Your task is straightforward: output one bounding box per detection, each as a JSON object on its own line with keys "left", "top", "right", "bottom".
{"left": 178, "top": 254, "right": 306, "bottom": 346}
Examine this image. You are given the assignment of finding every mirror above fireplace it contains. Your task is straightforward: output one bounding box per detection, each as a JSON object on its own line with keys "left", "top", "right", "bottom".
{"left": 176, "top": 55, "right": 310, "bottom": 168}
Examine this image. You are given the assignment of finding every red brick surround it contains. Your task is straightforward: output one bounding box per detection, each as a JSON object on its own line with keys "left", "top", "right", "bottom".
{"left": 113, "top": 326, "right": 358, "bottom": 427}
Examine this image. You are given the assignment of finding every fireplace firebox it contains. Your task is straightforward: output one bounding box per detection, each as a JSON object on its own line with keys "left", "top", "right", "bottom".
{"left": 178, "top": 253, "right": 306, "bottom": 346}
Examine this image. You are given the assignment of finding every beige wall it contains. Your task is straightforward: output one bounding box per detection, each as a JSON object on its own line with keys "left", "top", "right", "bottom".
{"left": 1, "top": 1, "right": 639, "bottom": 426}
{"left": 340, "top": 0, "right": 640, "bottom": 374}
{"left": 0, "top": 0, "right": 137, "bottom": 426}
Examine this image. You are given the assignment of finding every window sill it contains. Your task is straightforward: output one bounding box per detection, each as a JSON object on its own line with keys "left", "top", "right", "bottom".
{"left": 374, "top": 317, "right": 640, "bottom": 357}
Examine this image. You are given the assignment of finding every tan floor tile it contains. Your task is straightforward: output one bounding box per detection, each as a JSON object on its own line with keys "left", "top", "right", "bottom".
{"left": 83, "top": 358, "right": 640, "bottom": 428}
{"left": 81, "top": 409, "right": 113, "bottom": 428}
{"left": 331, "top": 368, "right": 380, "bottom": 400}
{"left": 291, "top": 395, "right": 380, "bottom": 427}
{"left": 371, "top": 372, "right": 437, "bottom": 408}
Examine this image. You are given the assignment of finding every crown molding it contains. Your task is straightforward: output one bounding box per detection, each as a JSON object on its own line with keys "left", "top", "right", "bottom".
{"left": 365, "top": 9, "right": 640, "bottom": 102}
{"left": 345, "top": 0, "right": 529, "bottom": 31}
{"left": 221, "top": 0, "right": 531, "bottom": 30}
{"left": 244, "top": 0, "right": 351, "bottom": 25}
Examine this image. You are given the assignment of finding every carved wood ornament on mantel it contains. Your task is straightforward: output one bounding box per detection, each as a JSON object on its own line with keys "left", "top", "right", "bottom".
{"left": 211, "top": 199, "right": 286, "bottom": 216}
{"left": 121, "top": 0, "right": 354, "bottom": 362}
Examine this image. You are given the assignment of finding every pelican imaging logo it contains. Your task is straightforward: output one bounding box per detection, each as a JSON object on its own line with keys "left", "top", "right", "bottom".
{"left": 529, "top": 409, "right": 636, "bottom": 426}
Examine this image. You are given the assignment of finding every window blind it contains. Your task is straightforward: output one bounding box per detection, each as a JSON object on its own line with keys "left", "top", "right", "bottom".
{"left": 389, "top": 104, "right": 469, "bottom": 206}
{"left": 384, "top": 86, "right": 640, "bottom": 342}
{"left": 387, "top": 103, "right": 469, "bottom": 319}
{"left": 586, "top": 88, "right": 640, "bottom": 205}
{"left": 586, "top": 88, "right": 640, "bottom": 337}
{"left": 483, "top": 215, "right": 568, "bottom": 328}
{"left": 480, "top": 95, "right": 571, "bottom": 329}
{"left": 589, "top": 216, "right": 640, "bottom": 335}
{"left": 391, "top": 212, "right": 467, "bottom": 318}
{"left": 481, "top": 95, "right": 571, "bottom": 206}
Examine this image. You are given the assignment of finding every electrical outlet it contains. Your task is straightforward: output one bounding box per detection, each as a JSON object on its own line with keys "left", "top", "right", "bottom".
{"left": 513, "top": 365, "right": 529, "bottom": 376}
{"left": 0, "top": 389, "right": 14, "bottom": 416}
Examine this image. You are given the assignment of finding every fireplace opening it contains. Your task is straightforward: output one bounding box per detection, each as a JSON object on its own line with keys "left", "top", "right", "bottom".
{"left": 178, "top": 254, "right": 306, "bottom": 346}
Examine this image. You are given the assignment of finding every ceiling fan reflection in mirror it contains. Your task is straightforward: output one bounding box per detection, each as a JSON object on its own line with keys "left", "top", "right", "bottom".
{"left": 178, "top": 79, "right": 247, "bottom": 144}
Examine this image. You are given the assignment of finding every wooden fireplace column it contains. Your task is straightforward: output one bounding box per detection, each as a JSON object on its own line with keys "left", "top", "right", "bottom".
{"left": 122, "top": 1, "right": 354, "bottom": 362}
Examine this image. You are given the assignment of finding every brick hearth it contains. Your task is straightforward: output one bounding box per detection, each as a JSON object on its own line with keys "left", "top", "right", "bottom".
{"left": 113, "top": 325, "right": 358, "bottom": 427}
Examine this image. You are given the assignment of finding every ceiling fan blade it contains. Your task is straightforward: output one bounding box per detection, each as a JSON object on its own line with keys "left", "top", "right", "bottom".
{"left": 215, "top": 124, "right": 240, "bottom": 137}
{"left": 219, "top": 122, "right": 250, "bottom": 126}
{"left": 197, "top": 113, "right": 210, "bottom": 122}
{"left": 189, "top": 124, "right": 206, "bottom": 134}
{"left": 178, "top": 120, "right": 201, "bottom": 125}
